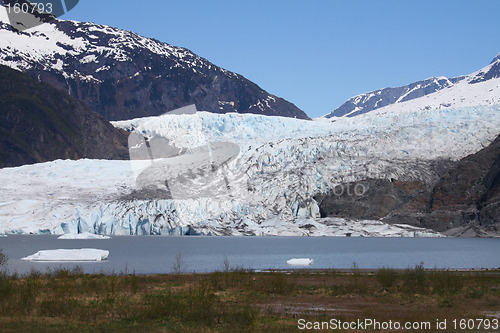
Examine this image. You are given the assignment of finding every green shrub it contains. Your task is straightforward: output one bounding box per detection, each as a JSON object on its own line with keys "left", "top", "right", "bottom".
{"left": 48, "top": 265, "right": 84, "bottom": 278}
{"left": 264, "top": 272, "right": 296, "bottom": 295}
{"left": 39, "top": 299, "right": 79, "bottom": 318}
{"left": 402, "top": 263, "right": 427, "bottom": 294}
{"left": 430, "top": 271, "right": 464, "bottom": 295}
{"left": 0, "top": 273, "right": 12, "bottom": 300}
{"left": 375, "top": 267, "right": 399, "bottom": 290}
{"left": 143, "top": 281, "right": 218, "bottom": 325}
{"left": 0, "top": 249, "right": 7, "bottom": 270}
{"left": 437, "top": 296, "right": 454, "bottom": 307}
{"left": 350, "top": 262, "right": 369, "bottom": 294}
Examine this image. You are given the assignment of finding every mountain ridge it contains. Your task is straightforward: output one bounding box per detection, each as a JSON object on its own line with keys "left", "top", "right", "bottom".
{"left": 490, "top": 52, "right": 500, "bottom": 64}
{"left": 0, "top": 10, "right": 309, "bottom": 121}
{"left": 324, "top": 54, "right": 499, "bottom": 118}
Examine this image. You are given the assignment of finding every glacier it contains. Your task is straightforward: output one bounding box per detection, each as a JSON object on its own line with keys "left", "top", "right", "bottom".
{"left": 1, "top": 96, "right": 499, "bottom": 236}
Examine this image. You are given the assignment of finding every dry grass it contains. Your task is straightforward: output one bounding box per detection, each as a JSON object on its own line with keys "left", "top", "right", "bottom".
{"left": 0, "top": 265, "right": 498, "bottom": 332}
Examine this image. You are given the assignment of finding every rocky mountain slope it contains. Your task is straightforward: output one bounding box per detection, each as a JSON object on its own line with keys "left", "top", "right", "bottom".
{"left": 390, "top": 133, "right": 500, "bottom": 236}
{"left": 315, "top": 134, "right": 500, "bottom": 236}
{"left": 426, "top": 133, "right": 500, "bottom": 235}
{"left": 0, "top": 7, "right": 308, "bottom": 121}
{"left": 0, "top": 64, "right": 129, "bottom": 168}
{"left": 324, "top": 53, "right": 500, "bottom": 118}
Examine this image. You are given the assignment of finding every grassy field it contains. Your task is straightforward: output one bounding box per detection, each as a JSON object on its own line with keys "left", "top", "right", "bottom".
{"left": 0, "top": 256, "right": 499, "bottom": 332}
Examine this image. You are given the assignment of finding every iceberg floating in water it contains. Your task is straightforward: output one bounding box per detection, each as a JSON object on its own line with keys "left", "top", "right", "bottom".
{"left": 22, "top": 248, "right": 109, "bottom": 261}
{"left": 287, "top": 258, "right": 314, "bottom": 266}
{"left": 58, "top": 232, "right": 111, "bottom": 240}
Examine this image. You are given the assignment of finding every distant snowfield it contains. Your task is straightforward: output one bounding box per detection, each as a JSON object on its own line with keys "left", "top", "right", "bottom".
{"left": 1, "top": 91, "right": 499, "bottom": 235}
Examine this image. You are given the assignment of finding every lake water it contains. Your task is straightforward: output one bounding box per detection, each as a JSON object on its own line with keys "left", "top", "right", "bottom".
{"left": 1, "top": 235, "right": 499, "bottom": 275}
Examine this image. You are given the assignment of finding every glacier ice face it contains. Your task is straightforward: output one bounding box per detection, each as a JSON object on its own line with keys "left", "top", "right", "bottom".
{"left": 0, "top": 103, "right": 499, "bottom": 236}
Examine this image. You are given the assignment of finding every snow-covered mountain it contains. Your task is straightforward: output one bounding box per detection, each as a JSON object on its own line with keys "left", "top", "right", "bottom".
{"left": 1, "top": 48, "right": 499, "bottom": 236}
{"left": 323, "top": 53, "right": 500, "bottom": 118}
{"left": 0, "top": 3, "right": 499, "bottom": 236}
{"left": 0, "top": 6, "right": 308, "bottom": 120}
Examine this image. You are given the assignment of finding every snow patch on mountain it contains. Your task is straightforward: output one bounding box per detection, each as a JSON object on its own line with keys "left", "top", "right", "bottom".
{"left": 0, "top": 11, "right": 203, "bottom": 78}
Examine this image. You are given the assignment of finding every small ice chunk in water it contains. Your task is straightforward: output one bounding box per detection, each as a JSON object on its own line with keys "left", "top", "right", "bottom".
{"left": 22, "top": 248, "right": 109, "bottom": 261}
{"left": 287, "top": 258, "right": 314, "bottom": 266}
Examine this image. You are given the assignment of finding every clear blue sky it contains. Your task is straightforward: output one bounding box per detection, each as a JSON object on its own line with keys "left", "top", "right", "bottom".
{"left": 63, "top": 0, "right": 500, "bottom": 118}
